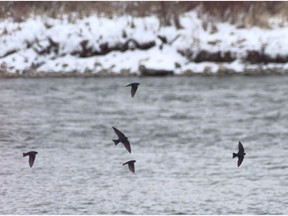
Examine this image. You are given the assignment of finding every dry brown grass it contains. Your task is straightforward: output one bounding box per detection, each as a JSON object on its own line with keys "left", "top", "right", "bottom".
{"left": 0, "top": 2, "right": 288, "bottom": 28}
{"left": 201, "top": 2, "right": 288, "bottom": 28}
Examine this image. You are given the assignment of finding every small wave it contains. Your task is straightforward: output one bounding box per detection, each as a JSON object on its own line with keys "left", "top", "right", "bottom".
{"left": 267, "top": 165, "right": 288, "bottom": 170}
{"left": 115, "top": 210, "right": 135, "bottom": 215}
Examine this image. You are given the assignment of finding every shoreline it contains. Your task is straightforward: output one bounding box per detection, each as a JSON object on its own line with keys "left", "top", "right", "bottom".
{"left": 1, "top": 69, "right": 288, "bottom": 79}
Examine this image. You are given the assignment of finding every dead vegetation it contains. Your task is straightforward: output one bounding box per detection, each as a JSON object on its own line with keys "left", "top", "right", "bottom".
{"left": 201, "top": 2, "right": 288, "bottom": 28}
{"left": 1, "top": 2, "right": 288, "bottom": 28}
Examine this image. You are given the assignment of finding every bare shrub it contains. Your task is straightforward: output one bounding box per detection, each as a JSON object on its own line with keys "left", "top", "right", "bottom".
{"left": 0, "top": 2, "right": 287, "bottom": 28}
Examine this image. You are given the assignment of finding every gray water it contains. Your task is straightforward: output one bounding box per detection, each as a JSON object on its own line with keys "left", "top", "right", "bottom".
{"left": 0, "top": 76, "right": 288, "bottom": 214}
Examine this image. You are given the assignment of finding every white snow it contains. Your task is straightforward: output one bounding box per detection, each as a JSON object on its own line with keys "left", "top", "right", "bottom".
{"left": 1, "top": 10, "right": 288, "bottom": 75}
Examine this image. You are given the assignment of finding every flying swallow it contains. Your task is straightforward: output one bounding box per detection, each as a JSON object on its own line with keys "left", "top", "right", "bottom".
{"left": 23, "top": 151, "right": 38, "bottom": 168}
{"left": 112, "top": 126, "right": 131, "bottom": 153}
{"left": 125, "top": 82, "right": 140, "bottom": 97}
{"left": 233, "top": 142, "right": 246, "bottom": 167}
{"left": 123, "top": 160, "right": 136, "bottom": 173}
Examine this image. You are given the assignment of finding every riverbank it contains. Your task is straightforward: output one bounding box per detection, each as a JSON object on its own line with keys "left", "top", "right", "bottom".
{"left": 1, "top": 67, "right": 288, "bottom": 79}
{"left": 1, "top": 7, "right": 288, "bottom": 76}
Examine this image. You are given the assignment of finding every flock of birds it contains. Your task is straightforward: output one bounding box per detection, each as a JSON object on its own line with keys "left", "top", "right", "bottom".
{"left": 23, "top": 81, "right": 246, "bottom": 171}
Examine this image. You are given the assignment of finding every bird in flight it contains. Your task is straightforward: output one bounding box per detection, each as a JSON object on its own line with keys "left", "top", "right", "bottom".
{"left": 233, "top": 142, "right": 246, "bottom": 167}
{"left": 112, "top": 126, "right": 131, "bottom": 153}
{"left": 123, "top": 160, "right": 136, "bottom": 173}
{"left": 125, "top": 82, "right": 140, "bottom": 97}
{"left": 23, "top": 151, "right": 38, "bottom": 168}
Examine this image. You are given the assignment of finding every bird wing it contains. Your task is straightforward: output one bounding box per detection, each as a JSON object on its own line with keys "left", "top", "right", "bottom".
{"left": 238, "top": 142, "right": 245, "bottom": 154}
{"left": 131, "top": 85, "right": 138, "bottom": 97}
{"left": 128, "top": 162, "right": 135, "bottom": 173}
{"left": 112, "top": 127, "right": 125, "bottom": 139}
{"left": 29, "top": 155, "right": 36, "bottom": 168}
{"left": 125, "top": 83, "right": 132, "bottom": 87}
{"left": 238, "top": 155, "right": 244, "bottom": 167}
{"left": 123, "top": 140, "right": 131, "bottom": 153}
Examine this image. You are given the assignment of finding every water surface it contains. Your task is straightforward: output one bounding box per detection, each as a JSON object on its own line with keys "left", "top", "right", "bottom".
{"left": 0, "top": 76, "right": 287, "bottom": 214}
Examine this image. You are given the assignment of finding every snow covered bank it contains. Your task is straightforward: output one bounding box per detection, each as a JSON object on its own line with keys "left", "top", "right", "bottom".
{"left": 1, "top": 10, "right": 288, "bottom": 77}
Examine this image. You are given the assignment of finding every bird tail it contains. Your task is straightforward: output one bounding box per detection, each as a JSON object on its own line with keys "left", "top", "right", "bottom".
{"left": 113, "top": 139, "right": 120, "bottom": 145}
{"left": 233, "top": 153, "right": 237, "bottom": 158}
{"left": 23, "top": 153, "right": 27, "bottom": 157}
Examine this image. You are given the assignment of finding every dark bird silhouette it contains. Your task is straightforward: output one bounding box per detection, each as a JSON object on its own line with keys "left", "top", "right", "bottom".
{"left": 125, "top": 82, "right": 140, "bottom": 97}
{"left": 23, "top": 151, "right": 38, "bottom": 168}
{"left": 233, "top": 142, "right": 246, "bottom": 167}
{"left": 112, "top": 126, "right": 131, "bottom": 153}
{"left": 123, "top": 160, "right": 136, "bottom": 173}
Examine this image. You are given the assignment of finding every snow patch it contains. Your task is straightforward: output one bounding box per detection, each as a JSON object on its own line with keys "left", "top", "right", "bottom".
{"left": 1, "top": 10, "right": 288, "bottom": 75}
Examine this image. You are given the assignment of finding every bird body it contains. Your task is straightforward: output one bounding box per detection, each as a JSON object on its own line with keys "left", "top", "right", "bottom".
{"left": 23, "top": 151, "right": 38, "bottom": 168}
{"left": 125, "top": 82, "right": 140, "bottom": 97}
{"left": 112, "top": 126, "right": 131, "bottom": 153}
{"left": 123, "top": 160, "right": 136, "bottom": 173}
{"left": 233, "top": 142, "right": 246, "bottom": 167}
